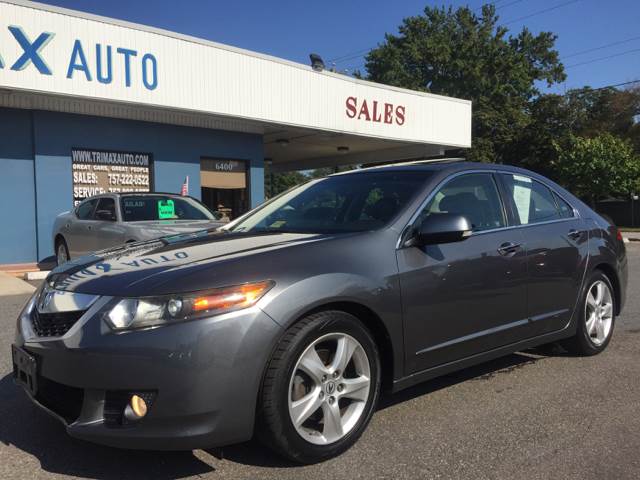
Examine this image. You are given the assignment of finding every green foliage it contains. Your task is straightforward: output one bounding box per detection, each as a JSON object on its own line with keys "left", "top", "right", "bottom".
{"left": 264, "top": 169, "right": 308, "bottom": 198}
{"left": 264, "top": 166, "right": 354, "bottom": 198}
{"left": 552, "top": 133, "right": 640, "bottom": 204}
{"left": 308, "top": 165, "right": 357, "bottom": 178}
{"left": 360, "top": 2, "right": 640, "bottom": 201}
{"left": 364, "top": 4, "right": 565, "bottom": 163}
{"left": 512, "top": 87, "right": 640, "bottom": 180}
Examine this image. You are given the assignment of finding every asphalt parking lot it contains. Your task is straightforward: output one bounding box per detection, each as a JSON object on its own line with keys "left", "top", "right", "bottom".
{"left": 1, "top": 244, "right": 639, "bottom": 480}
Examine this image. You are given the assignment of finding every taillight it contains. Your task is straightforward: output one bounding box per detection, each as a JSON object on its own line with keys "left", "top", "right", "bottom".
{"left": 616, "top": 229, "right": 623, "bottom": 242}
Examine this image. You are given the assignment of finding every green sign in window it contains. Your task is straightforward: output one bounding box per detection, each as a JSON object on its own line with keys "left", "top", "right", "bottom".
{"left": 157, "top": 199, "right": 175, "bottom": 219}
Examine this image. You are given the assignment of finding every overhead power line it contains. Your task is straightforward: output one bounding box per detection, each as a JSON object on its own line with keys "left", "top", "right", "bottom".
{"left": 327, "top": 0, "right": 528, "bottom": 65}
{"left": 566, "top": 47, "right": 640, "bottom": 69}
{"left": 476, "top": 0, "right": 525, "bottom": 13}
{"left": 329, "top": 47, "right": 372, "bottom": 64}
{"left": 344, "top": 36, "right": 640, "bottom": 74}
{"left": 564, "top": 79, "right": 640, "bottom": 93}
{"left": 563, "top": 35, "right": 640, "bottom": 60}
{"left": 591, "top": 79, "right": 640, "bottom": 91}
{"left": 503, "top": 0, "right": 580, "bottom": 25}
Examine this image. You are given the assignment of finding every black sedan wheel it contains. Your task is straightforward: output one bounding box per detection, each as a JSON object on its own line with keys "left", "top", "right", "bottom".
{"left": 562, "top": 270, "right": 616, "bottom": 355}
{"left": 259, "top": 311, "right": 381, "bottom": 464}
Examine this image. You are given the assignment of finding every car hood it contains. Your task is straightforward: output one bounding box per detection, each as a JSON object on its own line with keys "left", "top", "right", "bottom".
{"left": 48, "top": 230, "right": 329, "bottom": 296}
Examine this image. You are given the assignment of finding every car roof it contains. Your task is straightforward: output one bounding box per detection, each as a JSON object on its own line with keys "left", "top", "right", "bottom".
{"left": 116, "top": 192, "right": 187, "bottom": 197}
{"left": 81, "top": 192, "right": 189, "bottom": 200}
{"left": 331, "top": 158, "right": 540, "bottom": 178}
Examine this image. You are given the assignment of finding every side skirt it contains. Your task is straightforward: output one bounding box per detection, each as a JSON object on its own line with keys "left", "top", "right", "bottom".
{"left": 391, "top": 324, "right": 576, "bottom": 393}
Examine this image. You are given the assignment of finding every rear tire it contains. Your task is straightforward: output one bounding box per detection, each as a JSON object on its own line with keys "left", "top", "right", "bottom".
{"left": 258, "top": 311, "right": 381, "bottom": 464}
{"left": 561, "top": 270, "right": 615, "bottom": 356}
{"left": 55, "top": 238, "right": 70, "bottom": 266}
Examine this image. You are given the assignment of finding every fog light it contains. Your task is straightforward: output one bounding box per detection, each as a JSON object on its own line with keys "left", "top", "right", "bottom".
{"left": 124, "top": 394, "right": 148, "bottom": 421}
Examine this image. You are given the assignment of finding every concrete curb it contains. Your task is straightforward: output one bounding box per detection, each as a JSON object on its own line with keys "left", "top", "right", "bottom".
{"left": 0, "top": 272, "right": 36, "bottom": 296}
{"left": 25, "top": 271, "right": 49, "bottom": 281}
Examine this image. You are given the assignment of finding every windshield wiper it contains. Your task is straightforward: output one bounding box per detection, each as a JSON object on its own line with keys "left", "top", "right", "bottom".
{"left": 231, "top": 228, "right": 308, "bottom": 235}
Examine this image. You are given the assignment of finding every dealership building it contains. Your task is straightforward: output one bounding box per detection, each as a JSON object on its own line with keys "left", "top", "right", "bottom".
{"left": 0, "top": 0, "right": 471, "bottom": 266}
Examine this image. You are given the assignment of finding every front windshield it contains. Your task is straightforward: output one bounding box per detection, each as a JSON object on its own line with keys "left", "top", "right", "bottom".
{"left": 230, "top": 171, "right": 432, "bottom": 234}
{"left": 120, "top": 195, "right": 214, "bottom": 221}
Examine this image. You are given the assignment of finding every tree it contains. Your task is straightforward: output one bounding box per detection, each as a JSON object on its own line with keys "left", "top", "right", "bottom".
{"left": 506, "top": 93, "right": 574, "bottom": 177}
{"left": 364, "top": 4, "right": 565, "bottom": 163}
{"left": 264, "top": 168, "right": 308, "bottom": 198}
{"left": 508, "top": 86, "right": 640, "bottom": 179}
{"left": 571, "top": 86, "right": 640, "bottom": 141}
{"left": 552, "top": 133, "right": 640, "bottom": 205}
{"left": 307, "top": 165, "right": 357, "bottom": 178}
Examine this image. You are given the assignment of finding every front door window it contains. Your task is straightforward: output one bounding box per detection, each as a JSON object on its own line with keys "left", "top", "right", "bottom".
{"left": 418, "top": 172, "right": 506, "bottom": 232}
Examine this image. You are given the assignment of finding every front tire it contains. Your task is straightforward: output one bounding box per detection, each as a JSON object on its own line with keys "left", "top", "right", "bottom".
{"left": 562, "top": 270, "right": 616, "bottom": 355}
{"left": 258, "top": 311, "right": 381, "bottom": 464}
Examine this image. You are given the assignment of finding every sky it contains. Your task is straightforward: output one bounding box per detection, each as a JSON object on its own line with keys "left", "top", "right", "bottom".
{"left": 36, "top": 0, "right": 640, "bottom": 95}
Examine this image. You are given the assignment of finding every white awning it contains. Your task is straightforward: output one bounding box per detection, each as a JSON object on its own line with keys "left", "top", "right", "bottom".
{"left": 0, "top": 0, "right": 472, "bottom": 171}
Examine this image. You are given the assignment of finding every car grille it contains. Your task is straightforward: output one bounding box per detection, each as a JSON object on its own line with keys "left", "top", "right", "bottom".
{"left": 35, "top": 376, "right": 84, "bottom": 424}
{"left": 103, "top": 391, "right": 131, "bottom": 427}
{"left": 31, "top": 309, "right": 85, "bottom": 337}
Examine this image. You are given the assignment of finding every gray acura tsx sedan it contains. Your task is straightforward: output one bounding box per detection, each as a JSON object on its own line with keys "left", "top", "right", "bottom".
{"left": 12, "top": 160, "right": 627, "bottom": 463}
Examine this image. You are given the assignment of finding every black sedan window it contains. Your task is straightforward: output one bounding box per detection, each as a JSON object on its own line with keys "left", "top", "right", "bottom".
{"left": 501, "top": 174, "right": 563, "bottom": 225}
{"left": 231, "top": 171, "right": 432, "bottom": 234}
{"left": 419, "top": 173, "right": 505, "bottom": 232}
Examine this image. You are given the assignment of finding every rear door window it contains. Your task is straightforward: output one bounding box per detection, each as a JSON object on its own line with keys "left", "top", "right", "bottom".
{"left": 501, "top": 174, "right": 562, "bottom": 225}
{"left": 553, "top": 192, "right": 575, "bottom": 219}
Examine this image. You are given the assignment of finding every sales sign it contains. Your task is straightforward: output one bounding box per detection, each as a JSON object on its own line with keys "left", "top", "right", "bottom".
{"left": 71, "top": 148, "right": 153, "bottom": 205}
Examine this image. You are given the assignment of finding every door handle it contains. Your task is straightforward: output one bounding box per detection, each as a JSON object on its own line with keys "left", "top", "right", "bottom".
{"left": 498, "top": 242, "right": 521, "bottom": 256}
{"left": 568, "top": 229, "right": 583, "bottom": 240}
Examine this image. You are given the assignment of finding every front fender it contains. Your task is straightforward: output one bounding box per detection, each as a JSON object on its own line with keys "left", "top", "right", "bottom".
{"left": 260, "top": 271, "right": 404, "bottom": 379}
{"left": 52, "top": 213, "right": 71, "bottom": 249}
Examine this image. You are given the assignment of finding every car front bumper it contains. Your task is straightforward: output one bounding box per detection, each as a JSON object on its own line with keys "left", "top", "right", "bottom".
{"left": 13, "top": 293, "right": 282, "bottom": 450}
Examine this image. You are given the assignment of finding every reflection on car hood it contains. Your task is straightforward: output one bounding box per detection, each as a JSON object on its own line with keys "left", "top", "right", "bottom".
{"left": 127, "top": 220, "right": 224, "bottom": 234}
{"left": 48, "top": 230, "right": 327, "bottom": 296}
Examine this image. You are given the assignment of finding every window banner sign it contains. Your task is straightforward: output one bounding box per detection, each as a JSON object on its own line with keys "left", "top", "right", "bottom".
{"left": 71, "top": 148, "right": 153, "bottom": 205}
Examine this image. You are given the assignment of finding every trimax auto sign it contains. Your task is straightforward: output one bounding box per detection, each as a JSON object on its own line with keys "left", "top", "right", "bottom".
{"left": 0, "top": 25, "right": 158, "bottom": 90}
{"left": 71, "top": 148, "right": 153, "bottom": 204}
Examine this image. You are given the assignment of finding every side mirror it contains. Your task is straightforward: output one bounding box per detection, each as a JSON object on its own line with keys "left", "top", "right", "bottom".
{"left": 413, "top": 213, "right": 472, "bottom": 246}
{"left": 95, "top": 209, "right": 116, "bottom": 221}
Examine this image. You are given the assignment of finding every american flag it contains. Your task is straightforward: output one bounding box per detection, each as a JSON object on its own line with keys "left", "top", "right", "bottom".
{"left": 180, "top": 176, "right": 189, "bottom": 196}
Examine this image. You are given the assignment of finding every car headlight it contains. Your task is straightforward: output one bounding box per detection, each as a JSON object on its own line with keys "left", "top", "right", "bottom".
{"left": 104, "top": 280, "right": 274, "bottom": 331}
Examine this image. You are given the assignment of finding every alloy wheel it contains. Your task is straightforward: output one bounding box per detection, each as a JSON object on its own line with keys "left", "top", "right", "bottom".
{"left": 288, "top": 333, "right": 371, "bottom": 445}
{"left": 585, "top": 280, "right": 613, "bottom": 346}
